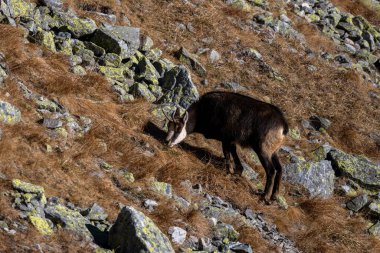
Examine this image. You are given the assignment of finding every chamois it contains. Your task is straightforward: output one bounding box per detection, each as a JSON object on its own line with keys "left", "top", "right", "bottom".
{"left": 165, "top": 91, "right": 288, "bottom": 203}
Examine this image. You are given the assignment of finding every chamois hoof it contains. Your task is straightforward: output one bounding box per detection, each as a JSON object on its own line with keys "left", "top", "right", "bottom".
{"left": 260, "top": 194, "right": 273, "bottom": 205}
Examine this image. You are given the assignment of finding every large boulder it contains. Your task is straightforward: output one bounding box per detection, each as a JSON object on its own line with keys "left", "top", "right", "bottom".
{"left": 1, "top": 0, "right": 36, "bottom": 19}
{"left": 328, "top": 149, "right": 380, "bottom": 190}
{"left": 108, "top": 206, "right": 175, "bottom": 253}
{"left": 53, "top": 10, "right": 97, "bottom": 38}
{"left": 0, "top": 101, "right": 21, "bottom": 124}
{"left": 90, "top": 25, "right": 140, "bottom": 59}
{"left": 283, "top": 160, "right": 335, "bottom": 198}
{"left": 158, "top": 65, "right": 199, "bottom": 109}
{"left": 44, "top": 204, "right": 91, "bottom": 238}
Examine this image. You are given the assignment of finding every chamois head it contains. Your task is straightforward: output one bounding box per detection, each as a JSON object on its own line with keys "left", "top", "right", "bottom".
{"left": 165, "top": 108, "right": 189, "bottom": 147}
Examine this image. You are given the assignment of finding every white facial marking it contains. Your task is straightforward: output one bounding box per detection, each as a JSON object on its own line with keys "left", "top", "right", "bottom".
{"left": 170, "top": 126, "right": 187, "bottom": 146}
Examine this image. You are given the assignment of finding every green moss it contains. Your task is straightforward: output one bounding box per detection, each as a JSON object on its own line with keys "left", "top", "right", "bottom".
{"left": 99, "top": 66, "right": 125, "bottom": 82}
{"left": 29, "top": 215, "right": 53, "bottom": 236}
{"left": 12, "top": 179, "right": 44, "bottom": 194}
{"left": 150, "top": 180, "right": 172, "bottom": 198}
{"left": 8, "top": 0, "right": 35, "bottom": 18}
{"left": 0, "top": 101, "right": 21, "bottom": 125}
{"left": 123, "top": 172, "right": 135, "bottom": 183}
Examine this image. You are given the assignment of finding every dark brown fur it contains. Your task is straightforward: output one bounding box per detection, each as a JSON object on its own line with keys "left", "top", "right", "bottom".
{"left": 169, "top": 91, "right": 288, "bottom": 202}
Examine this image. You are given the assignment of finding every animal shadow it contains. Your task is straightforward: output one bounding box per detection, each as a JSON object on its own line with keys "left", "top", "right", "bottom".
{"left": 86, "top": 224, "right": 110, "bottom": 249}
{"left": 143, "top": 121, "right": 225, "bottom": 170}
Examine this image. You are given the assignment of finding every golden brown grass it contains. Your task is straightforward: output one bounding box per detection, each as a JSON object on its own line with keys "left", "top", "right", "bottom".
{"left": 331, "top": 0, "right": 380, "bottom": 26}
{"left": 0, "top": 0, "right": 379, "bottom": 252}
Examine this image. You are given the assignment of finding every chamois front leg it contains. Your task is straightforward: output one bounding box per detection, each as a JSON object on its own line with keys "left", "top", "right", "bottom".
{"left": 230, "top": 143, "right": 244, "bottom": 176}
{"left": 222, "top": 141, "right": 234, "bottom": 174}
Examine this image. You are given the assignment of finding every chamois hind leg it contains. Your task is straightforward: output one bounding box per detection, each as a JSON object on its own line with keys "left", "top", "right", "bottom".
{"left": 257, "top": 150, "right": 276, "bottom": 204}
{"left": 271, "top": 153, "right": 283, "bottom": 200}
{"left": 230, "top": 143, "right": 244, "bottom": 176}
{"left": 222, "top": 141, "right": 233, "bottom": 174}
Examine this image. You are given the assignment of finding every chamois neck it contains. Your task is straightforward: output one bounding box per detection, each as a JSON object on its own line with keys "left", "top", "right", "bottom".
{"left": 185, "top": 104, "right": 197, "bottom": 134}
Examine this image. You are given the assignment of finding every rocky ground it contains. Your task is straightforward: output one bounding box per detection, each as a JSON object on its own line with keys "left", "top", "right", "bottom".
{"left": 0, "top": 0, "right": 380, "bottom": 252}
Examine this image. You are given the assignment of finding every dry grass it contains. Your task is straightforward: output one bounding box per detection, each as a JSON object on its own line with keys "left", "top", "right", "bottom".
{"left": 0, "top": 0, "right": 379, "bottom": 252}
{"left": 331, "top": 0, "right": 380, "bottom": 26}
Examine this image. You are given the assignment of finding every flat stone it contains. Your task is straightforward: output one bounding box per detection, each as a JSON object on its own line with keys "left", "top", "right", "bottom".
{"left": 0, "top": 101, "right": 21, "bottom": 124}
{"left": 346, "top": 194, "right": 368, "bottom": 212}
{"left": 90, "top": 25, "right": 140, "bottom": 59}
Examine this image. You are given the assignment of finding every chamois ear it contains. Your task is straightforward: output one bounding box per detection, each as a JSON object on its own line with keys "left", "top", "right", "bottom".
{"left": 183, "top": 111, "right": 189, "bottom": 123}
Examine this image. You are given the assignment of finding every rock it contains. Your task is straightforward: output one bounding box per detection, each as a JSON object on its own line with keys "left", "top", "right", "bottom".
{"left": 131, "top": 82, "right": 156, "bottom": 102}
{"left": 108, "top": 206, "right": 175, "bottom": 253}
{"left": 72, "top": 65, "right": 86, "bottom": 75}
{"left": 176, "top": 47, "right": 206, "bottom": 77}
{"left": 88, "top": 12, "right": 117, "bottom": 25}
{"left": 99, "top": 66, "right": 125, "bottom": 82}
{"left": 82, "top": 203, "right": 108, "bottom": 221}
{"left": 283, "top": 160, "right": 335, "bottom": 198}
{"left": 75, "top": 48, "right": 95, "bottom": 66}
{"left": 346, "top": 194, "right": 368, "bottom": 212}
{"left": 150, "top": 179, "right": 172, "bottom": 198}
{"left": 369, "top": 221, "right": 380, "bottom": 237}
{"left": 54, "top": 11, "right": 97, "bottom": 38}
{"left": 140, "top": 36, "right": 154, "bottom": 52}
{"left": 101, "top": 53, "right": 121, "bottom": 67}
{"left": 136, "top": 57, "right": 159, "bottom": 85}
{"left": 328, "top": 149, "right": 380, "bottom": 190}
{"left": 84, "top": 41, "right": 106, "bottom": 57}
{"left": 213, "top": 222, "right": 239, "bottom": 241}
{"left": 42, "top": 118, "right": 63, "bottom": 129}
{"left": 12, "top": 179, "right": 44, "bottom": 194}
{"left": 209, "top": 49, "right": 221, "bottom": 63}
{"left": 219, "top": 81, "right": 246, "bottom": 92}
{"left": 311, "top": 144, "right": 332, "bottom": 161}
{"left": 29, "top": 215, "right": 53, "bottom": 235}
{"left": 159, "top": 65, "right": 199, "bottom": 109}
{"left": 369, "top": 200, "right": 380, "bottom": 216}
{"left": 122, "top": 171, "right": 135, "bottom": 183}
{"left": 143, "top": 199, "right": 158, "bottom": 211}
{"left": 90, "top": 25, "right": 140, "bottom": 59}
{"left": 42, "top": 0, "right": 63, "bottom": 10}
{"left": 168, "top": 226, "right": 187, "bottom": 245}
{"left": 241, "top": 162, "right": 259, "bottom": 182}
{"left": 227, "top": 242, "right": 253, "bottom": 253}
{"left": 225, "top": 0, "right": 252, "bottom": 11}
{"left": 3, "top": 0, "right": 36, "bottom": 19}
{"left": 44, "top": 204, "right": 91, "bottom": 238}
{"left": 0, "top": 101, "right": 21, "bottom": 124}
{"left": 309, "top": 115, "right": 331, "bottom": 130}
{"left": 0, "top": 66, "right": 7, "bottom": 85}
{"left": 239, "top": 48, "right": 263, "bottom": 60}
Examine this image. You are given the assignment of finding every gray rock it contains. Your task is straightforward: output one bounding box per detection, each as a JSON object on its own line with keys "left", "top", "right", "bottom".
{"left": 209, "top": 49, "right": 221, "bottom": 63}
{"left": 219, "top": 81, "right": 246, "bottom": 92}
{"left": 168, "top": 226, "right": 187, "bottom": 245}
{"left": 176, "top": 47, "right": 206, "bottom": 77}
{"left": 368, "top": 200, "right": 380, "bottom": 216}
{"left": 213, "top": 222, "right": 239, "bottom": 241}
{"left": 0, "top": 101, "right": 21, "bottom": 124}
{"left": 131, "top": 82, "right": 156, "bottom": 102}
{"left": 108, "top": 206, "right": 174, "bottom": 253}
{"left": 228, "top": 242, "right": 253, "bottom": 253}
{"left": 143, "top": 199, "right": 158, "bottom": 211}
{"left": 82, "top": 203, "right": 108, "bottom": 221}
{"left": 44, "top": 204, "right": 91, "bottom": 238}
{"left": 54, "top": 11, "right": 97, "bottom": 38}
{"left": 346, "top": 194, "right": 368, "bottom": 212}
{"left": 159, "top": 65, "right": 199, "bottom": 109}
{"left": 309, "top": 115, "right": 331, "bottom": 130}
{"left": 284, "top": 160, "right": 335, "bottom": 198}
{"left": 42, "top": 0, "right": 63, "bottom": 10}
{"left": 42, "top": 118, "right": 63, "bottom": 129}
{"left": 369, "top": 221, "right": 380, "bottom": 237}
{"left": 90, "top": 25, "right": 140, "bottom": 59}
{"left": 328, "top": 149, "right": 380, "bottom": 190}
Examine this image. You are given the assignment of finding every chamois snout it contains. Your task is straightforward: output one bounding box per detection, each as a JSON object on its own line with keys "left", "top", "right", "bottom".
{"left": 165, "top": 110, "right": 189, "bottom": 147}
